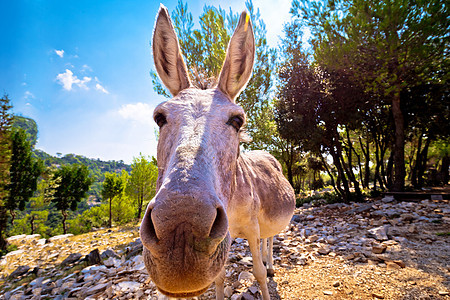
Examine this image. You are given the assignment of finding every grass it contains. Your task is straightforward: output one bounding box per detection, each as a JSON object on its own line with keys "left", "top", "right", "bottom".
{"left": 436, "top": 232, "right": 450, "bottom": 236}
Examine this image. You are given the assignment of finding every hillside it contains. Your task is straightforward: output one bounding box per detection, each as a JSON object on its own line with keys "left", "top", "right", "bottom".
{"left": 1, "top": 195, "right": 448, "bottom": 299}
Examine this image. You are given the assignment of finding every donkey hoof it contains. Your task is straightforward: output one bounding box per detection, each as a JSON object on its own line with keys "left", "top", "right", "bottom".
{"left": 267, "top": 268, "right": 275, "bottom": 277}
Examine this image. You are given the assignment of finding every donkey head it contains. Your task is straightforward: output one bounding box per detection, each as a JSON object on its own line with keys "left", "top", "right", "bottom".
{"left": 140, "top": 5, "right": 255, "bottom": 298}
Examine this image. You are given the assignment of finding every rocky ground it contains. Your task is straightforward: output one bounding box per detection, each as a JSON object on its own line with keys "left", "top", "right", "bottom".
{"left": 0, "top": 195, "right": 449, "bottom": 300}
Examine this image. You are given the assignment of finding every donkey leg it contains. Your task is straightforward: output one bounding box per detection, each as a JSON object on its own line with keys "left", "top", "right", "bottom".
{"left": 248, "top": 235, "right": 270, "bottom": 300}
{"left": 215, "top": 267, "right": 226, "bottom": 300}
{"left": 261, "top": 238, "right": 268, "bottom": 265}
{"left": 266, "top": 236, "right": 275, "bottom": 277}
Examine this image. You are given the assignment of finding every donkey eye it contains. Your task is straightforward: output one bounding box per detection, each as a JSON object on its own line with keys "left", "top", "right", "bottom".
{"left": 227, "top": 115, "right": 244, "bottom": 132}
{"left": 154, "top": 113, "right": 167, "bottom": 128}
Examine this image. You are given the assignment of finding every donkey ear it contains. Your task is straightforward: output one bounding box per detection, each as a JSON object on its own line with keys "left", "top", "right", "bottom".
{"left": 153, "top": 5, "right": 191, "bottom": 96}
{"left": 217, "top": 11, "right": 255, "bottom": 102}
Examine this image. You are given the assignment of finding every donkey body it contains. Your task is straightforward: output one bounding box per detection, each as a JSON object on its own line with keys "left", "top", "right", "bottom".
{"left": 140, "top": 6, "right": 295, "bottom": 300}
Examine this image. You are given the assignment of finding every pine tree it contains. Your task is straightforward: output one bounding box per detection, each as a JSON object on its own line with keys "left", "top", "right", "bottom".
{"left": 0, "top": 95, "right": 12, "bottom": 250}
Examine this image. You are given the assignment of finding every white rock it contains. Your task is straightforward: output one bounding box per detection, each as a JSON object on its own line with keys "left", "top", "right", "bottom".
{"left": 238, "top": 271, "right": 254, "bottom": 282}
{"left": 116, "top": 281, "right": 140, "bottom": 292}
{"left": 48, "top": 234, "right": 74, "bottom": 242}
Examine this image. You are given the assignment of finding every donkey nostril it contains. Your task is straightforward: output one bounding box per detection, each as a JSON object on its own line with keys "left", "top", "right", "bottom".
{"left": 140, "top": 208, "right": 159, "bottom": 249}
{"left": 209, "top": 207, "right": 228, "bottom": 240}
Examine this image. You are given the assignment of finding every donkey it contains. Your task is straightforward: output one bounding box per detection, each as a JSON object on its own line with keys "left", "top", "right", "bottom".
{"left": 140, "top": 5, "right": 295, "bottom": 300}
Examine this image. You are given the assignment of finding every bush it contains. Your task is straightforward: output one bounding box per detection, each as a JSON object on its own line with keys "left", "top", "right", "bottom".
{"left": 0, "top": 244, "right": 18, "bottom": 258}
{"left": 296, "top": 191, "right": 342, "bottom": 207}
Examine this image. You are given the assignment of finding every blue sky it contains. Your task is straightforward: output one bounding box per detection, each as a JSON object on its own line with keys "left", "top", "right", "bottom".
{"left": 0, "top": 0, "right": 293, "bottom": 163}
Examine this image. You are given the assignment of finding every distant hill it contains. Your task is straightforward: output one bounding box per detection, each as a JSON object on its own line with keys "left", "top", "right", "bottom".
{"left": 33, "top": 149, "right": 132, "bottom": 201}
{"left": 12, "top": 116, "right": 38, "bottom": 147}
{"left": 12, "top": 114, "right": 132, "bottom": 201}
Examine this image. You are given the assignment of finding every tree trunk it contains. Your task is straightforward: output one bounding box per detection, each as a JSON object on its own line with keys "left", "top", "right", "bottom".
{"left": 439, "top": 154, "right": 449, "bottom": 184}
{"left": 386, "top": 151, "right": 394, "bottom": 190}
{"left": 330, "top": 149, "right": 351, "bottom": 202}
{"left": 411, "top": 133, "right": 423, "bottom": 188}
{"left": 391, "top": 92, "right": 406, "bottom": 191}
{"left": 30, "top": 215, "right": 35, "bottom": 235}
{"left": 0, "top": 206, "right": 7, "bottom": 250}
{"left": 417, "top": 138, "right": 431, "bottom": 187}
{"left": 109, "top": 197, "right": 112, "bottom": 228}
{"left": 137, "top": 195, "right": 143, "bottom": 220}
{"left": 62, "top": 210, "right": 67, "bottom": 234}
{"left": 341, "top": 131, "right": 362, "bottom": 200}
{"left": 363, "top": 137, "right": 370, "bottom": 189}
{"left": 9, "top": 209, "right": 15, "bottom": 226}
{"left": 320, "top": 154, "right": 341, "bottom": 198}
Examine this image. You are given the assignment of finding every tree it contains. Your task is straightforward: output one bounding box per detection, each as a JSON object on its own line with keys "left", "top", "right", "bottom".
{"left": 7, "top": 128, "right": 43, "bottom": 225}
{"left": 126, "top": 155, "right": 157, "bottom": 220}
{"left": 47, "top": 164, "right": 93, "bottom": 234}
{"left": 0, "top": 95, "right": 12, "bottom": 250}
{"left": 101, "top": 172, "right": 124, "bottom": 228}
{"left": 292, "top": 0, "right": 449, "bottom": 191}
{"left": 150, "top": 0, "right": 277, "bottom": 151}
{"left": 275, "top": 20, "right": 368, "bottom": 201}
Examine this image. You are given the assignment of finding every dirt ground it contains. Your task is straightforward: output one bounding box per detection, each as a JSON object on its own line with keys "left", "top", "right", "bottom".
{"left": 199, "top": 195, "right": 450, "bottom": 300}
{"left": 1, "top": 193, "right": 449, "bottom": 300}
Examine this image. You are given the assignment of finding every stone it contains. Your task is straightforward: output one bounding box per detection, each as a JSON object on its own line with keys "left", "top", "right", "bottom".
{"left": 82, "top": 282, "right": 109, "bottom": 297}
{"left": 231, "top": 294, "right": 242, "bottom": 300}
{"left": 372, "top": 244, "right": 387, "bottom": 254}
{"left": 100, "top": 249, "right": 120, "bottom": 259}
{"left": 32, "top": 287, "right": 42, "bottom": 296}
{"left": 86, "top": 249, "right": 102, "bottom": 265}
{"left": 61, "top": 253, "right": 83, "bottom": 266}
{"left": 240, "top": 256, "right": 253, "bottom": 266}
{"left": 408, "top": 225, "right": 418, "bottom": 233}
{"left": 393, "top": 260, "right": 406, "bottom": 268}
{"left": 48, "top": 234, "right": 73, "bottom": 242}
{"left": 323, "top": 290, "right": 333, "bottom": 295}
{"left": 368, "top": 226, "right": 389, "bottom": 241}
{"left": 372, "top": 292, "right": 385, "bottom": 299}
{"left": 224, "top": 285, "right": 234, "bottom": 298}
{"left": 318, "top": 245, "right": 331, "bottom": 255}
{"left": 438, "top": 291, "right": 449, "bottom": 296}
{"left": 6, "top": 234, "right": 27, "bottom": 242}
{"left": 30, "top": 277, "right": 44, "bottom": 287}
{"left": 333, "top": 281, "right": 340, "bottom": 287}
{"left": 241, "top": 292, "right": 255, "bottom": 300}
{"left": 386, "top": 261, "right": 401, "bottom": 270}
{"left": 9, "top": 265, "right": 30, "bottom": 278}
{"left": 381, "top": 196, "right": 394, "bottom": 203}
{"left": 4, "top": 249, "right": 25, "bottom": 257}
{"left": 238, "top": 271, "right": 254, "bottom": 282}
{"left": 248, "top": 286, "right": 259, "bottom": 295}
{"left": 116, "top": 281, "right": 140, "bottom": 292}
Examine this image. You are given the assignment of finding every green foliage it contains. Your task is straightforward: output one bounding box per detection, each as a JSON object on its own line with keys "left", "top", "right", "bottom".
{"left": 0, "top": 95, "right": 13, "bottom": 250}
{"left": 7, "top": 129, "right": 43, "bottom": 221}
{"left": 48, "top": 164, "right": 93, "bottom": 212}
{"left": 290, "top": 0, "right": 449, "bottom": 191}
{"left": 102, "top": 171, "right": 126, "bottom": 227}
{"left": 0, "top": 243, "right": 17, "bottom": 258}
{"left": 111, "top": 194, "right": 136, "bottom": 225}
{"left": 126, "top": 154, "right": 157, "bottom": 220}
{"left": 47, "top": 164, "right": 93, "bottom": 234}
{"left": 151, "top": 0, "right": 277, "bottom": 151}
{"left": 12, "top": 116, "right": 38, "bottom": 147}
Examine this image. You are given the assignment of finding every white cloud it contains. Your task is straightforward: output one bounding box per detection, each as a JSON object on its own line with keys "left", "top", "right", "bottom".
{"left": 81, "top": 64, "right": 93, "bottom": 73}
{"left": 95, "top": 83, "right": 109, "bottom": 94}
{"left": 55, "top": 49, "right": 64, "bottom": 58}
{"left": 55, "top": 69, "right": 91, "bottom": 91}
{"left": 24, "top": 91, "right": 35, "bottom": 100}
{"left": 118, "top": 103, "right": 154, "bottom": 125}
